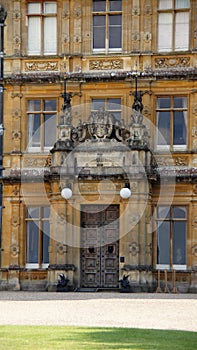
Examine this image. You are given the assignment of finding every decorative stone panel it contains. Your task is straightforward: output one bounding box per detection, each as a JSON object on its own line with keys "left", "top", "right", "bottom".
{"left": 25, "top": 61, "right": 58, "bottom": 71}
{"left": 155, "top": 57, "right": 190, "bottom": 69}
{"left": 89, "top": 59, "right": 123, "bottom": 70}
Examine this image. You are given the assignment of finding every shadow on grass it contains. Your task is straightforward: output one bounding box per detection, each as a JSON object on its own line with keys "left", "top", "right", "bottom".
{"left": 0, "top": 326, "right": 196, "bottom": 350}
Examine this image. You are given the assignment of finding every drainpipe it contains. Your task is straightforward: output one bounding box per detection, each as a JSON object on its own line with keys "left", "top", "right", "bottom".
{"left": 0, "top": 5, "right": 7, "bottom": 266}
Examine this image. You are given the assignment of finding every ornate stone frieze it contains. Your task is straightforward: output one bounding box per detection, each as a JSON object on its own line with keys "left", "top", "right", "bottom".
{"left": 23, "top": 158, "right": 49, "bottom": 167}
{"left": 155, "top": 57, "right": 190, "bottom": 69}
{"left": 25, "top": 61, "right": 58, "bottom": 71}
{"left": 89, "top": 59, "right": 123, "bottom": 70}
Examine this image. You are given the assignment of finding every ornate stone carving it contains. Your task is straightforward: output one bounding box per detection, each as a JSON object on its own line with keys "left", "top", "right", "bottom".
{"left": 192, "top": 104, "right": 197, "bottom": 115}
{"left": 155, "top": 57, "right": 190, "bottom": 68}
{"left": 88, "top": 108, "right": 114, "bottom": 139}
{"left": 192, "top": 244, "right": 197, "bottom": 257}
{"left": 11, "top": 92, "right": 23, "bottom": 99}
{"left": 74, "top": 8, "right": 81, "bottom": 17}
{"left": 12, "top": 130, "right": 21, "bottom": 139}
{"left": 25, "top": 61, "right": 58, "bottom": 71}
{"left": 12, "top": 109, "right": 21, "bottom": 118}
{"left": 11, "top": 215, "right": 20, "bottom": 226}
{"left": 56, "top": 243, "right": 67, "bottom": 255}
{"left": 10, "top": 244, "right": 19, "bottom": 257}
{"left": 132, "top": 7, "right": 140, "bottom": 16}
{"left": 13, "top": 186, "right": 19, "bottom": 196}
{"left": 89, "top": 59, "right": 123, "bottom": 70}
{"left": 73, "top": 35, "right": 81, "bottom": 43}
{"left": 132, "top": 33, "right": 140, "bottom": 42}
{"left": 44, "top": 156, "right": 52, "bottom": 167}
{"left": 63, "top": 34, "right": 70, "bottom": 43}
{"left": 146, "top": 243, "right": 152, "bottom": 256}
{"left": 144, "top": 5, "right": 152, "bottom": 16}
{"left": 13, "top": 11, "right": 21, "bottom": 20}
{"left": 174, "top": 156, "right": 188, "bottom": 166}
{"left": 144, "top": 32, "right": 152, "bottom": 43}
{"left": 129, "top": 242, "right": 140, "bottom": 256}
{"left": 23, "top": 158, "right": 48, "bottom": 167}
{"left": 13, "top": 35, "right": 21, "bottom": 45}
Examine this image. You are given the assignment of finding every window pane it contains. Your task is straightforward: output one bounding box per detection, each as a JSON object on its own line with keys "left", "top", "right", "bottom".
{"left": 175, "top": 12, "right": 189, "bottom": 51}
{"left": 44, "top": 114, "right": 56, "bottom": 147}
{"left": 157, "top": 98, "right": 170, "bottom": 109}
{"left": 157, "top": 222, "right": 170, "bottom": 264}
{"left": 93, "top": 16, "right": 106, "bottom": 48}
{"left": 44, "top": 100, "right": 56, "bottom": 111}
{"left": 44, "top": 2, "right": 57, "bottom": 14}
{"left": 109, "top": 1, "right": 122, "bottom": 11}
{"left": 42, "top": 222, "right": 50, "bottom": 264}
{"left": 158, "top": 13, "right": 173, "bottom": 52}
{"left": 109, "top": 15, "right": 122, "bottom": 48}
{"left": 172, "top": 207, "right": 186, "bottom": 219}
{"left": 112, "top": 112, "right": 121, "bottom": 121}
{"left": 27, "top": 207, "right": 39, "bottom": 219}
{"left": 28, "top": 100, "right": 41, "bottom": 112}
{"left": 28, "top": 3, "right": 41, "bottom": 14}
{"left": 43, "top": 207, "right": 50, "bottom": 218}
{"left": 174, "top": 97, "right": 187, "bottom": 108}
{"left": 175, "top": 0, "right": 190, "bottom": 9}
{"left": 173, "top": 222, "right": 186, "bottom": 264}
{"left": 108, "top": 98, "right": 121, "bottom": 110}
{"left": 159, "top": 0, "right": 173, "bottom": 10}
{"left": 157, "top": 206, "right": 170, "bottom": 219}
{"left": 157, "top": 111, "right": 170, "bottom": 145}
{"left": 44, "top": 17, "right": 57, "bottom": 54}
{"left": 93, "top": 0, "right": 106, "bottom": 11}
{"left": 26, "top": 221, "right": 39, "bottom": 263}
{"left": 92, "top": 99, "right": 105, "bottom": 110}
{"left": 173, "top": 111, "right": 186, "bottom": 145}
{"left": 28, "top": 17, "right": 41, "bottom": 55}
{"left": 28, "top": 114, "right": 41, "bottom": 147}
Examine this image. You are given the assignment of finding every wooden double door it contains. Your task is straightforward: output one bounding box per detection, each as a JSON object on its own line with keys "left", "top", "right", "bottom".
{"left": 81, "top": 204, "right": 119, "bottom": 289}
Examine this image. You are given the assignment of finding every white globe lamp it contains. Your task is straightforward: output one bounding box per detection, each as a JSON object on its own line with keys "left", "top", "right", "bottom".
{"left": 120, "top": 187, "right": 131, "bottom": 199}
{"left": 61, "top": 187, "right": 73, "bottom": 200}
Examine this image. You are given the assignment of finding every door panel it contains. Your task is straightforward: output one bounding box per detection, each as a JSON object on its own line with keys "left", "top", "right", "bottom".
{"left": 81, "top": 204, "right": 119, "bottom": 288}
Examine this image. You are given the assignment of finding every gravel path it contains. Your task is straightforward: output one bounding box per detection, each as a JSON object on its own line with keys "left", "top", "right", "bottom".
{"left": 0, "top": 292, "right": 197, "bottom": 331}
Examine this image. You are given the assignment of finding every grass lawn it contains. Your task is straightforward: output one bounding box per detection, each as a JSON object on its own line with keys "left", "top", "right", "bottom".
{"left": 0, "top": 326, "right": 196, "bottom": 350}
